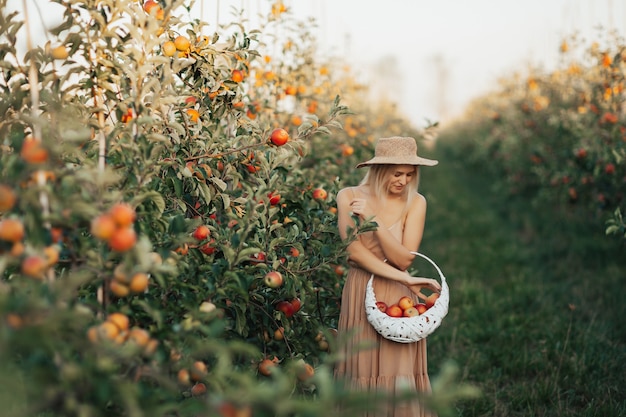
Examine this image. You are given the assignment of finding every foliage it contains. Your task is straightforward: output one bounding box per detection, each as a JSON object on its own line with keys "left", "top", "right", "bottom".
{"left": 0, "top": 1, "right": 475, "bottom": 416}
{"left": 423, "top": 145, "right": 626, "bottom": 417}
{"left": 438, "top": 30, "right": 626, "bottom": 242}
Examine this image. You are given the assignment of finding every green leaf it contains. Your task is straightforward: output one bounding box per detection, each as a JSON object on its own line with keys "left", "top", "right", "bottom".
{"left": 198, "top": 182, "right": 212, "bottom": 203}
{"left": 132, "top": 191, "right": 166, "bottom": 215}
{"left": 235, "top": 247, "right": 262, "bottom": 265}
{"left": 211, "top": 176, "right": 227, "bottom": 191}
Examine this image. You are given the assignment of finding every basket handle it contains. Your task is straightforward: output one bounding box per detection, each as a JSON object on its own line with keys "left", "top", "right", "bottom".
{"left": 409, "top": 251, "right": 445, "bottom": 281}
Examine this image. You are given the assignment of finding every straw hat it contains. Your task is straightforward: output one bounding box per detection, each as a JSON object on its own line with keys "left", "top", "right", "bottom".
{"left": 356, "top": 136, "right": 438, "bottom": 168}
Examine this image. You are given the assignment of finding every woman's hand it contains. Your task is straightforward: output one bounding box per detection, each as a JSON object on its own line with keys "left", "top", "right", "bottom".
{"left": 349, "top": 198, "right": 374, "bottom": 219}
{"left": 403, "top": 276, "right": 442, "bottom": 296}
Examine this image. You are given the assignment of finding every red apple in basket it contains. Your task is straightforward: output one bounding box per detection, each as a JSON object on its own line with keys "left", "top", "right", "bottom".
{"left": 375, "top": 301, "right": 388, "bottom": 313}
{"left": 386, "top": 304, "right": 403, "bottom": 318}
{"left": 416, "top": 303, "right": 428, "bottom": 315}
{"left": 425, "top": 293, "right": 440, "bottom": 309}
{"left": 403, "top": 307, "right": 420, "bottom": 317}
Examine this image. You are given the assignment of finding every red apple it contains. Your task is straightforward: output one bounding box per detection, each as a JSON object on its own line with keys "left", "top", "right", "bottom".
{"left": 264, "top": 271, "right": 283, "bottom": 288}
{"left": 268, "top": 192, "right": 281, "bottom": 206}
{"left": 312, "top": 188, "right": 328, "bottom": 201}
{"left": 605, "top": 163, "right": 616, "bottom": 174}
{"left": 190, "top": 382, "right": 207, "bottom": 396}
{"left": 199, "top": 239, "right": 216, "bottom": 255}
{"left": 416, "top": 303, "right": 428, "bottom": 315}
{"left": 398, "top": 296, "right": 414, "bottom": 311}
{"left": 386, "top": 304, "right": 403, "bottom": 318}
{"left": 269, "top": 128, "right": 290, "bottom": 146}
{"left": 276, "top": 301, "right": 295, "bottom": 318}
{"left": 192, "top": 225, "right": 210, "bottom": 240}
{"left": 375, "top": 301, "right": 388, "bottom": 313}
{"left": 290, "top": 297, "right": 302, "bottom": 313}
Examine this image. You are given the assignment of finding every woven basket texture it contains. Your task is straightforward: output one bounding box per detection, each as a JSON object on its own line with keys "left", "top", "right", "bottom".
{"left": 364, "top": 252, "right": 449, "bottom": 343}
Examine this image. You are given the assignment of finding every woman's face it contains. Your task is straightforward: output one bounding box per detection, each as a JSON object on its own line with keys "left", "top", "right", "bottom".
{"left": 385, "top": 165, "right": 416, "bottom": 195}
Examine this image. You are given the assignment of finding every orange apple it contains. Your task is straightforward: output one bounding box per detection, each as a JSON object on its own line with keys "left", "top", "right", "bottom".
{"left": 264, "top": 271, "right": 283, "bottom": 288}
{"left": 398, "top": 296, "right": 414, "bottom": 311}
{"left": 174, "top": 36, "right": 190, "bottom": 51}
{"left": 425, "top": 293, "right": 440, "bottom": 309}
{"left": 312, "top": 188, "right": 328, "bottom": 201}
{"left": 110, "top": 280, "right": 130, "bottom": 297}
{"left": 108, "top": 227, "right": 137, "bottom": 252}
{"left": 269, "top": 128, "right": 290, "bottom": 146}
{"left": 162, "top": 41, "right": 176, "bottom": 57}
{"left": 127, "top": 327, "right": 150, "bottom": 347}
{"left": 129, "top": 272, "right": 149, "bottom": 293}
{"left": 273, "top": 326, "right": 285, "bottom": 340}
{"left": 177, "top": 369, "right": 192, "bottom": 386}
{"left": 0, "top": 218, "right": 25, "bottom": 242}
{"left": 50, "top": 45, "right": 69, "bottom": 60}
{"left": 232, "top": 69, "right": 244, "bottom": 83}
{"left": 192, "top": 225, "right": 210, "bottom": 240}
{"left": 193, "top": 163, "right": 212, "bottom": 180}
{"left": 0, "top": 184, "right": 17, "bottom": 212}
{"left": 190, "top": 361, "right": 208, "bottom": 382}
{"left": 297, "top": 362, "right": 315, "bottom": 382}
{"left": 386, "top": 304, "right": 403, "bottom": 318}
{"left": 403, "top": 307, "right": 420, "bottom": 317}
{"left": 90, "top": 213, "right": 116, "bottom": 241}
{"left": 186, "top": 108, "right": 200, "bottom": 122}
{"left": 21, "top": 255, "right": 48, "bottom": 279}
{"left": 258, "top": 358, "right": 277, "bottom": 376}
{"left": 109, "top": 203, "right": 136, "bottom": 228}
{"left": 107, "top": 312, "right": 130, "bottom": 332}
{"left": 20, "top": 138, "right": 48, "bottom": 163}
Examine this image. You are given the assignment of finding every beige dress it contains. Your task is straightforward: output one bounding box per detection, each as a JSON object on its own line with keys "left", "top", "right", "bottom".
{"left": 335, "top": 208, "right": 434, "bottom": 417}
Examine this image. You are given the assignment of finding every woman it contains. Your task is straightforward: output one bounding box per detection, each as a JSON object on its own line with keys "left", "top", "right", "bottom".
{"left": 334, "top": 136, "right": 441, "bottom": 417}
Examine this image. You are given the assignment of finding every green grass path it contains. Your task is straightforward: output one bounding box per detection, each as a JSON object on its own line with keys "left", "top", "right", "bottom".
{"left": 417, "top": 151, "right": 626, "bottom": 417}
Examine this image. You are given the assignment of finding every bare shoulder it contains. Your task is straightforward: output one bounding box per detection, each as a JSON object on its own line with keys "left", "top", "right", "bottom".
{"left": 337, "top": 185, "right": 365, "bottom": 201}
{"left": 409, "top": 191, "right": 427, "bottom": 208}
{"left": 336, "top": 187, "right": 353, "bottom": 203}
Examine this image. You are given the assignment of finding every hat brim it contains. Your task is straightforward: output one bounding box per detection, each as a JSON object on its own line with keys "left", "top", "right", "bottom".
{"left": 355, "top": 157, "right": 439, "bottom": 169}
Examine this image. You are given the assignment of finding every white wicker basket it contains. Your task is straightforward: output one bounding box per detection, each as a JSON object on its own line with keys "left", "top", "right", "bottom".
{"left": 364, "top": 252, "right": 449, "bottom": 343}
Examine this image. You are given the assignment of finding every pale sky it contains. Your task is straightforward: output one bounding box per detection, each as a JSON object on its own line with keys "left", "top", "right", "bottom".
{"left": 8, "top": 0, "right": 626, "bottom": 126}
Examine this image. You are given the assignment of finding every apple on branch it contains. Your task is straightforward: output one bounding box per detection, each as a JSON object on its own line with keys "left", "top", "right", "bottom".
{"left": 264, "top": 271, "right": 283, "bottom": 288}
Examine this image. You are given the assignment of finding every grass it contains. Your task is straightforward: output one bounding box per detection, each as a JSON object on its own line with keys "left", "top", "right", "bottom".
{"left": 418, "top": 153, "right": 626, "bottom": 417}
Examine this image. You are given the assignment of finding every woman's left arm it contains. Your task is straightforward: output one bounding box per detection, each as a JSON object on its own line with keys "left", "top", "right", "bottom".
{"left": 376, "top": 193, "right": 427, "bottom": 270}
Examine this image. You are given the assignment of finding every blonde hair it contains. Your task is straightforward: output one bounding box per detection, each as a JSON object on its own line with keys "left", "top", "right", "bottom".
{"left": 360, "top": 164, "right": 420, "bottom": 210}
